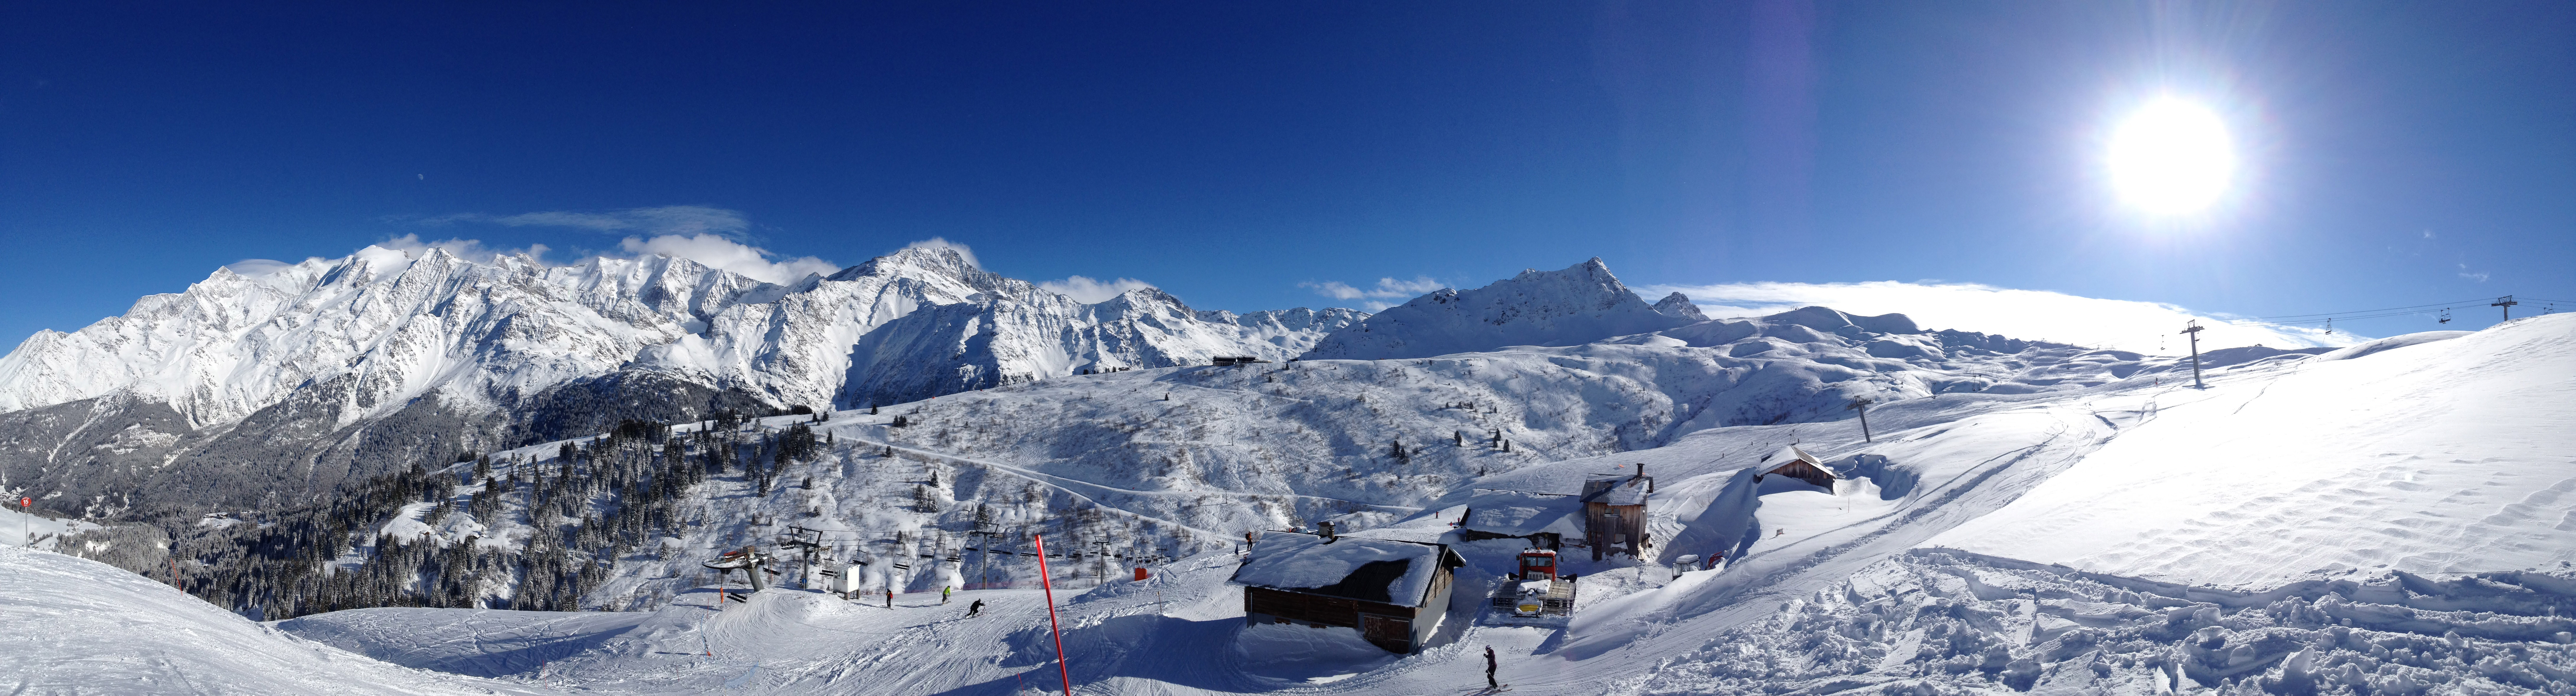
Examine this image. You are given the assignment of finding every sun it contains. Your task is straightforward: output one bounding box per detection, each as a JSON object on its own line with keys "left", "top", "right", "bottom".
{"left": 2107, "top": 98, "right": 2236, "bottom": 215}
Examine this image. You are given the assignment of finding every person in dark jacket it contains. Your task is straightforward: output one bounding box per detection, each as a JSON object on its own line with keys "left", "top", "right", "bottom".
{"left": 885, "top": 588, "right": 893, "bottom": 609}
{"left": 1484, "top": 645, "right": 1498, "bottom": 689}
{"left": 967, "top": 599, "right": 985, "bottom": 617}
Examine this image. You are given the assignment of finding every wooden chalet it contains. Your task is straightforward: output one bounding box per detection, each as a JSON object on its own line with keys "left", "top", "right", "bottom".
{"left": 1759, "top": 445, "right": 1836, "bottom": 490}
{"left": 1231, "top": 531, "right": 1467, "bottom": 654}
{"left": 1579, "top": 466, "right": 1655, "bottom": 561}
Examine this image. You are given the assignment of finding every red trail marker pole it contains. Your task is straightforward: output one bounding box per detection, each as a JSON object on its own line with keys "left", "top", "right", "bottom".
{"left": 1035, "top": 534, "right": 1073, "bottom": 695}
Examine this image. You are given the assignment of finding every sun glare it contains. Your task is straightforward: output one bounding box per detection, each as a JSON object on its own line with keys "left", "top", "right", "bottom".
{"left": 2107, "top": 98, "right": 2235, "bottom": 215}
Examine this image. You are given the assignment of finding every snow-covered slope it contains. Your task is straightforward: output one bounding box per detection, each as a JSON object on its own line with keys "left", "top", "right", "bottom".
{"left": 0, "top": 248, "right": 713, "bottom": 428}
{"left": 1929, "top": 321, "right": 2576, "bottom": 587}
{"left": 1300, "top": 258, "right": 1696, "bottom": 360}
{"left": 0, "top": 545, "right": 562, "bottom": 695}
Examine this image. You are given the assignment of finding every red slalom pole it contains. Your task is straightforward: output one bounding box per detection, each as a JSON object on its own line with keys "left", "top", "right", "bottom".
{"left": 1034, "top": 534, "right": 1073, "bottom": 695}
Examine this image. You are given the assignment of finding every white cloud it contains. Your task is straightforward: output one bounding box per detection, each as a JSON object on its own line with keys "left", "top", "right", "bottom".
{"left": 1299, "top": 276, "right": 1446, "bottom": 310}
{"left": 897, "top": 238, "right": 981, "bottom": 268}
{"left": 2457, "top": 264, "right": 2489, "bottom": 283}
{"left": 424, "top": 205, "right": 751, "bottom": 237}
{"left": 1303, "top": 281, "right": 1367, "bottom": 300}
{"left": 399, "top": 205, "right": 834, "bottom": 284}
{"left": 618, "top": 234, "right": 837, "bottom": 285}
{"left": 1038, "top": 275, "right": 1156, "bottom": 303}
{"left": 1637, "top": 280, "right": 2356, "bottom": 353}
{"left": 221, "top": 259, "right": 295, "bottom": 277}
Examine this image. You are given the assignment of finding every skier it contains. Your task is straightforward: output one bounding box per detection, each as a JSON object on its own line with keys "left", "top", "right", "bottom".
{"left": 1484, "top": 645, "right": 1500, "bottom": 690}
{"left": 967, "top": 599, "right": 985, "bottom": 617}
{"left": 942, "top": 586, "right": 952, "bottom": 604}
{"left": 885, "top": 588, "right": 894, "bottom": 609}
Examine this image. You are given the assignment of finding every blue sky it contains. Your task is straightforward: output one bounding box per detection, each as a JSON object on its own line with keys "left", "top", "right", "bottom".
{"left": 4, "top": 2, "right": 2570, "bottom": 352}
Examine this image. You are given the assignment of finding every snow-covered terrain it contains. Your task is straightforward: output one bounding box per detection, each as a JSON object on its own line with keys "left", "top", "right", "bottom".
{"left": 0, "top": 245, "right": 1350, "bottom": 427}
{"left": 1, "top": 505, "right": 101, "bottom": 550}
{"left": 0, "top": 544, "right": 563, "bottom": 695}
{"left": 6, "top": 252, "right": 2572, "bottom": 694}
{"left": 0, "top": 244, "right": 1359, "bottom": 515}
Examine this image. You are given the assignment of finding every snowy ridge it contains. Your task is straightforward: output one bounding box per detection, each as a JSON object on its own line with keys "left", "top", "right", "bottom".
{"left": 0, "top": 245, "right": 1354, "bottom": 428}
{"left": 1300, "top": 258, "right": 1696, "bottom": 360}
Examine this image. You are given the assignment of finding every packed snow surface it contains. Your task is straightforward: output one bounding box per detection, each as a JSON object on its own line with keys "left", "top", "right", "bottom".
{"left": 1931, "top": 318, "right": 2576, "bottom": 587}
{"left": 0, "top": 544, "right": 561, "bottom": 695}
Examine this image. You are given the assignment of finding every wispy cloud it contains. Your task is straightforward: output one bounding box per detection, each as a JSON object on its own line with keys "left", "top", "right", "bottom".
{"left": 1038, "top": 275, "right": 1156, "bottom": 303}
{"left": 396, "top": 206, "right": 832, "bottom": 284}
{"left": 619, "top": 234, "right": 835, "bottom": 285}
{"left": 1299, "top": 276, "right": 1445, "bottom": 311}
{"left": 1638, "top": 280, "right": 2357, "bottom": 353}
{"left": 2457, "top": 263, "right": 2489, "bottom": 283}
{"left": 420, "top": 205, "right": 751, "bottom": 238}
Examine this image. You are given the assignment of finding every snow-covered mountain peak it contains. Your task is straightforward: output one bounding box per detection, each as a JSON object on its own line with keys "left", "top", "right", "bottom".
{"left": 826, "top": 245, "right": 1012, "bottom": 293}
{"left": 1300, "top": 257, "right": 1695, "bottom": 360}
{"left": 1651, "top": 291, "right": 1708, "bottom": 321}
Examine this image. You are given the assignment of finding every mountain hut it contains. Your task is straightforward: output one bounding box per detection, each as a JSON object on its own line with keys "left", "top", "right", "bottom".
{"left": 1231, "top": 531, "right": 1467, "bottom": 654}
{"left": 1760, "top": 445, "right": 1837, "bottom": 490}
{"left": 1580, "top": 466, "right": 1655, "bottom": 561}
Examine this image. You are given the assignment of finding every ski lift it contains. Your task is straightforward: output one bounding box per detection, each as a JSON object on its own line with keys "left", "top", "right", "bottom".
{"left": 2438, "top": 308, "right": 2452, "bottom": 324}
{"left": 2324, "top": 318, "right": 2333, "bottom": 335}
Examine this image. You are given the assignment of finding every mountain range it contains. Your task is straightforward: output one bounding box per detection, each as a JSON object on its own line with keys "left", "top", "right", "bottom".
{"left": 0, "top": 244, "right": 1360, "bottom": 515}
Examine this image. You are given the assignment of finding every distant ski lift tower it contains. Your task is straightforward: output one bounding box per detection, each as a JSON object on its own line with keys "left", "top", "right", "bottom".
{"left": 2180, "top": 321, "right": 2207, "bottom": 389}
{"left": 1846, "top": 398, "right": 1876, "bottom": 443}
{"left": 2493, "top": 295, "right": 2518, "bottom": 321}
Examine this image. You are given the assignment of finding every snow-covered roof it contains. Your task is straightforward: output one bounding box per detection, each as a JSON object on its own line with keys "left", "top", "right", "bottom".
{"left": 1767, "top": 445, "right": 1825, "bottom": 469}
{"left": 1231, "top": 532, "right": 1455, "bottom": 606}
{"left": 1581, "top": 472, "right": 1652, "bottom": 506}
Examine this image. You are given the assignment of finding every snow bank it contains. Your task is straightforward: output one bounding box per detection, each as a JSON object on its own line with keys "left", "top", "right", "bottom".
{"left": 276, "top": 607, "right": 652, "bottom": 677}
{"left": 2313, "top": 330, "right": 2473, "bottom": 361}
{"left": 1232, "top": 622, "right": 1401, "bottom": 677}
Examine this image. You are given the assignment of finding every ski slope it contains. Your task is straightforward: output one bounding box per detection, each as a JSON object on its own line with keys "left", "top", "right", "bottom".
{"left": 1931, "top": 318, "right": 2576, "bottom": 587}
{"left": 0, "top": 544, "right": 564, "bottom": 695}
